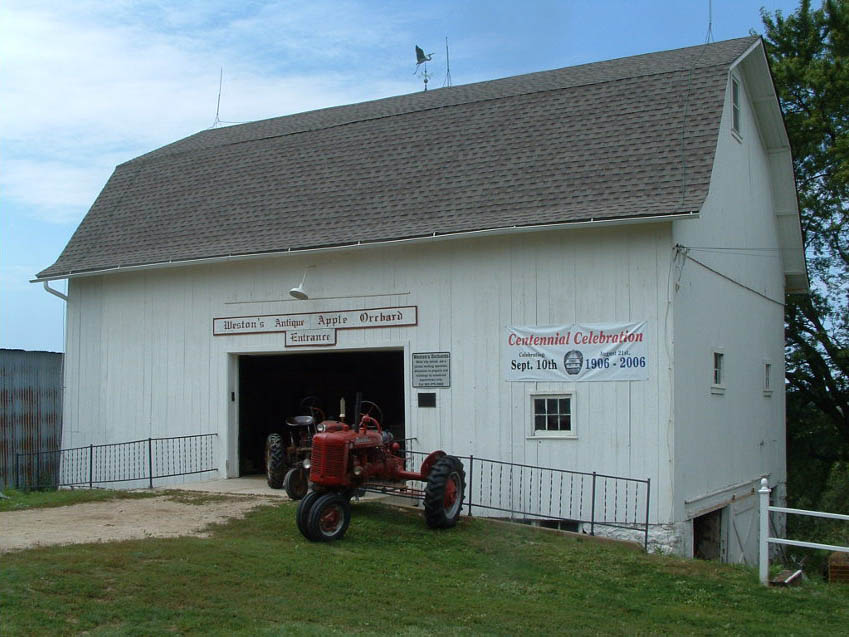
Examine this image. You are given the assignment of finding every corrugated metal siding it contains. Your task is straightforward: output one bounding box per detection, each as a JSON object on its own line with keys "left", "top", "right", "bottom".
{"left": 0, "top": 349, "right": 63, "bottom": 489}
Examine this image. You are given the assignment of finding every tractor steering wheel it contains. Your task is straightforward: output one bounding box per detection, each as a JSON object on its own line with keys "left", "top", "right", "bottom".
{"left": 359, "top": 400, "right": 383, "bottom": 430}
{"left": 299, "top": 395, "right": 326, "bottom": 423}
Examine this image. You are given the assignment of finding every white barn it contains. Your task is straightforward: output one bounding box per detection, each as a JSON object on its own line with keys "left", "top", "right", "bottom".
{"left": 38, "top": 37, "right": 807, "bottom": 562}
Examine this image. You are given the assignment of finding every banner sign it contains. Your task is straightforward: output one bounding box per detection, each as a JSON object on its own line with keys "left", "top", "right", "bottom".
{"left": 504, "top": 321, "right": 649, "bottom": 382}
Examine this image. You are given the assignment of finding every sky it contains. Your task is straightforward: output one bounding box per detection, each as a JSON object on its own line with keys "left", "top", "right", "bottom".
{"left": 1, "top": 0, "right": 803, "bottom": 353}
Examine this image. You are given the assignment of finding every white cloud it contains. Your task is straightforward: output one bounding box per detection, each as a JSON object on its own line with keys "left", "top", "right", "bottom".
{"left": 0, "top": 159, "right": 113, "bottom": 224}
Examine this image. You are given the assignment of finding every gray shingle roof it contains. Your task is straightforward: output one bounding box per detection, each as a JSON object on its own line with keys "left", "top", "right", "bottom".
{"left": 38, "top": 36, "right": 759, "bottom": 279}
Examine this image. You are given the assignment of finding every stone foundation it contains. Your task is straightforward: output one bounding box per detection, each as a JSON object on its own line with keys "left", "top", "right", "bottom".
{"left": 580, "top": 521, "right": 693, "bottom": 556}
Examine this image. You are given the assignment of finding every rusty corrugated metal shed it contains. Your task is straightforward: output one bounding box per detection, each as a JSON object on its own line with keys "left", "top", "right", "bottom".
{"left": 0, "top": 349, "right": 63, "bottom": 490}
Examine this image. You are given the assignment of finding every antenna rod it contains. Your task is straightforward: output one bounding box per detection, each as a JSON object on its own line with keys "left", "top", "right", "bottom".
{"left": 444, "top": 36, "right": 452, "bottom": 88}
{"left": 212, "top": 67, "right": 223, "bottom": 128}
{"left": 705, "top": 0, "right": 714, "bottom": 43}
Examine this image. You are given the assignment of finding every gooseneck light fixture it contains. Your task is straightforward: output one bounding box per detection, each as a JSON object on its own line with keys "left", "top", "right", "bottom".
{"left": 289, "top": 266, "right": 314, "bottom": 300}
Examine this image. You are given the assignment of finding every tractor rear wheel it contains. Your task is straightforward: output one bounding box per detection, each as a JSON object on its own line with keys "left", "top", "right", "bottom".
{"left": 297, "top": 490, "right": 323, "bottom": 539}
{"left": 424, "top": 455, "right": 465, "bottom": 529}
{"left": 284, "top": 466, "right": 309, "bottom": 500}
{"left": 307, "top": 493, "right": 352, "bottom": 541}
{"left": 265, "top": 433, "right": 286, "bottom": 489}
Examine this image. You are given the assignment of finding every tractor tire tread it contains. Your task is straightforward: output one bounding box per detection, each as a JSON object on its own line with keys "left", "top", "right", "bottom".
{"left": 306, "top": 493, "right": 351, "bottom": 542}
{"left": 284, "top": 466, "right": 309, "bottom": 500}
{"left": 297, "top": 490, "right": 322, "bottom": 539}
{"left": 424, "top": 455, "right": 465, "bottom": 529}
{"left": 265, "top": 433, "right": 286, "bottom": 489}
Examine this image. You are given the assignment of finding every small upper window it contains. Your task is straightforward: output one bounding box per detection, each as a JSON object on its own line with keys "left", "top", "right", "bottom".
{"left": 713, "top": 352, "right": 724, "bottom": 385}
{"left": 532, "top": 395, "right": 574, "bottom": 437}
{"left": 731, "top": 77, "right": 741, "bottom": 135}
{"left": 711, "top": 351, "right": 726, "bottom": 395}
{"left": 764, "top": 362, "right": 773, "bottom": 395}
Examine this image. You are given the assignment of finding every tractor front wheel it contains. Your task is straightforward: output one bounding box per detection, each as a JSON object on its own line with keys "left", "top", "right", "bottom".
{"left": 296, "top": 490, "right": 323, "bottom": 539}
{"left": 424, "top": 455, "right": 465, "bottom": 529}
{"left": 284, "top": 466, "right": 309, "bottom": 500}
{"left": 265, "top": 433, "right": 286, "bottom": 489}
{"left": 306, "top": 493, "right": 352, "bottom": 541}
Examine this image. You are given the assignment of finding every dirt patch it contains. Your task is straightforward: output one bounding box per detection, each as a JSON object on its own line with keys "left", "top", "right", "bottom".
{"left": 0, "top": 493, "right": 276, "bottom": 553}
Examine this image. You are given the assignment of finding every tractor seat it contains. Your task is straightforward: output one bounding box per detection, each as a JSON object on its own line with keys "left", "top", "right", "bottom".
{"left": 286, "top": 415, "right": 314, "bottom": 427}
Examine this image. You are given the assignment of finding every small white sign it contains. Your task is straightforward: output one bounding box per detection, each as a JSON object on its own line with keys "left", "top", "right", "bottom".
{"left": 504, "top": 322, "right": 649, "bottom": 382}
{"left": 412, "top": 352, "right": 451, "bottom": 387}
{"left": 285, "top": 329, "right": 337, "bottom": 347}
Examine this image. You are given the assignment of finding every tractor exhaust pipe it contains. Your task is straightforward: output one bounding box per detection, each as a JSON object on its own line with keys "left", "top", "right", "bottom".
{"left": 353, "top": 392, "right": 363, "bottom": 429}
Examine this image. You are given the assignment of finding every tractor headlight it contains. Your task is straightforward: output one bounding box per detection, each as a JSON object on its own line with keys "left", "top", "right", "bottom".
{"left": 353, "top": 465, "right": 363, "bottom": 476}
{"left": 302, "top": 458, "right": 311, "bottom": 470}
{"left": 316, "top": 423, "right": 326, "bottom": 433}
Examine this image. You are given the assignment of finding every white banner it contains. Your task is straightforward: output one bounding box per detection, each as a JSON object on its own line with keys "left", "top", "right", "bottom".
{"left": 504, "top": 322, "right": 649, "bottom": 381}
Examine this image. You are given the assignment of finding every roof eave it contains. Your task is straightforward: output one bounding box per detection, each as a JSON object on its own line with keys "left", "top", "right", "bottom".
{"left": 33, "top": 210, "right": 699, "bottom": 282}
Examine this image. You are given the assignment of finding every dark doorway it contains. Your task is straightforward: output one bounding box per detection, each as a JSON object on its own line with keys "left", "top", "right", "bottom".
{"left": 693, "top": 508, "right": 724, "bottom": 560}
{"left": 238, "top": 349, "right": 404, "bottom": 475}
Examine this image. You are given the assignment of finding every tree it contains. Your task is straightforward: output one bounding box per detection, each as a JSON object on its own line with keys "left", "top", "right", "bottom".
{"left": 761, "top": 1, "right": 849, "bottom": 476}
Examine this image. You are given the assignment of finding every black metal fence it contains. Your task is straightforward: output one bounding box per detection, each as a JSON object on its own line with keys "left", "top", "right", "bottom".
{"left": 394, "top": 448, "right": 651, "bottom": 549}
{"left": 14, "top": 434, "right": 218, "bottom": 490}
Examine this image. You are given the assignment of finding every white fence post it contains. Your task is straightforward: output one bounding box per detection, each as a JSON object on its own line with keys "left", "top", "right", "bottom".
{"left": 759, "top": 477, "right": 772, "bottom": 585}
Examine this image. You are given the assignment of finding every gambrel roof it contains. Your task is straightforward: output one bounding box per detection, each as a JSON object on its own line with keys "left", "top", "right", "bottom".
{"left": 40, "top": 37, "right": 778, "bottom": 280}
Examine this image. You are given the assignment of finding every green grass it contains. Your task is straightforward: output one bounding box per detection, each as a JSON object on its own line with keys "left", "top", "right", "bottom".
{"left": 2, "top": 499, "right": 847, "bottom": 636}
{"left": 0, "top": 487, "right": 158, "bottom": 512}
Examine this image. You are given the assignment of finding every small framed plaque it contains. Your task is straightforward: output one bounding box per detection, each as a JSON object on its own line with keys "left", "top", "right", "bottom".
{"left": 417, "top": 392, "right": 437, "bottom": 408}
{"left": 412, "top": 352, "right": 450, "bottom": 388}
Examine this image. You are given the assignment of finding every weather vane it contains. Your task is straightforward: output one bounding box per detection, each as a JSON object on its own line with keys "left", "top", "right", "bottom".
{"left": 414, "top": 45, "right": 434, "bottom": 91}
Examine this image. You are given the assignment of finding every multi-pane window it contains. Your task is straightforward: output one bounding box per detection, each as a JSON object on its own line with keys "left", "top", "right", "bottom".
{"left": 731, "top": 78, "right": 741, "bottom": 135}
{"left": 713, "top": 352, "right": 724, "bottom": 386}
{"left": 533, "top": 395, "right": 572, "bottom": 434}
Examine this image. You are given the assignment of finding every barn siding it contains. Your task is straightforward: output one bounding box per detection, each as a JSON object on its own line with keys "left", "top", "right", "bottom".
{"left": 62, "top": 223, "right": 676, "bottom": 520}
{"left": 671, "top": 70, "right": 787, "bottom": 544}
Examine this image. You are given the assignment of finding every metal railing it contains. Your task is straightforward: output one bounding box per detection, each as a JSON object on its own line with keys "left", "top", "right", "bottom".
{"left": 758, "top": 478, "right": 849, "bottom": 585}
{"left": 14, "top": 434, "right": 218, "bottom": 490}
{"left": 379, "top": 446, "right": 651, "bottom": 549}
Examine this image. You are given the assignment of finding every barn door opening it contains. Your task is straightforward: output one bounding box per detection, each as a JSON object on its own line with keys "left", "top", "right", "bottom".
{"left": 693, "top": 508, "right": 725, "bottom": 561}
{"left": 237, "top": 349, "right": 404, "bottom": 476}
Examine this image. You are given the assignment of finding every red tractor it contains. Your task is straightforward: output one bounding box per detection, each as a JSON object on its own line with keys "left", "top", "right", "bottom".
{"left": 296, "top": 394, "right": 465, "bottom": 541}
{"left": 265, "top": 396, "right": 325, "bottom": 499}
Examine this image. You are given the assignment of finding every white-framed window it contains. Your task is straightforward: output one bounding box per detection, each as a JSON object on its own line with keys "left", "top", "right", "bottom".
{"left": 530, "top": 394, "right": 575, "bottom": 438}
{"left": 711, "top": 350, "right": 726, "bottom": 395}
{"left": 731, "top": 77, "right": 742, "bottom": 137}
{"left": 763, "top": 361, "right": 773, "bottom": 396}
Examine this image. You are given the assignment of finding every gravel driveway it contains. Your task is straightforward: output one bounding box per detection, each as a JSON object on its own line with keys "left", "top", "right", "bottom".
{"left": 0, "top": 492, "right": 276, "bottom": 553}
